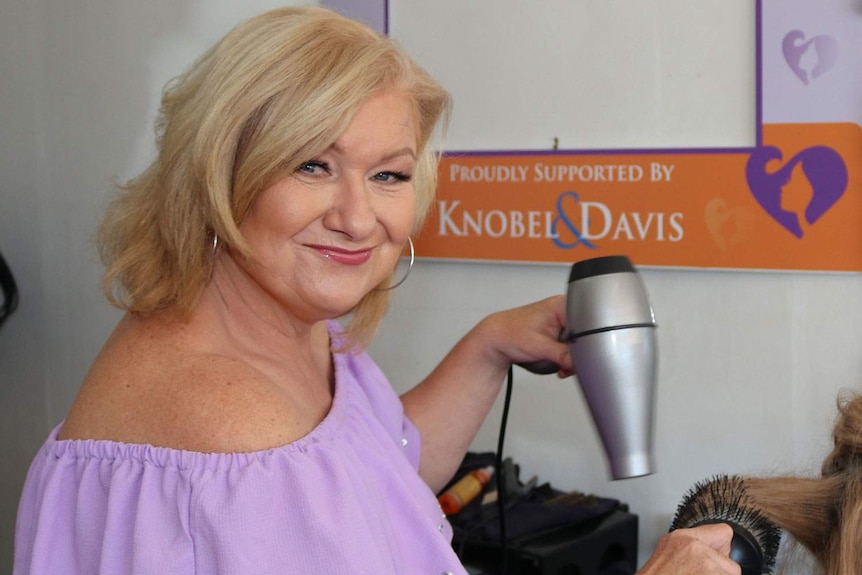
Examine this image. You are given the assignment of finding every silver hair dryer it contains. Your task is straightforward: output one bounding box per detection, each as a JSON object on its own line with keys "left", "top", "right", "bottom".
{"left": 566, "top": 255, "right": 658, "bottom": 480}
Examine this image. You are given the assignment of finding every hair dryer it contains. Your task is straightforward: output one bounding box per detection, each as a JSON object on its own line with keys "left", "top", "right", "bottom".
{"left": 566, "top": 255, "right": 658, "bottom": 480}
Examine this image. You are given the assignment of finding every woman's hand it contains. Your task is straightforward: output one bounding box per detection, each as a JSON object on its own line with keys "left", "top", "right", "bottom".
{"left": 638, "top": 524, "right": 741, "bottom": 575}
{"left": 402, "top": 294, "right": 574, "bottom": 491}
{"left": 471, "top": 295, "right": 574, "bottom": 379}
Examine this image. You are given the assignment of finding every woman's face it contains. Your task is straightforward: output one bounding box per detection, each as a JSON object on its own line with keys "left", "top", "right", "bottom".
{"left": 236, "top": 90, "right": 418, "bottom": 322}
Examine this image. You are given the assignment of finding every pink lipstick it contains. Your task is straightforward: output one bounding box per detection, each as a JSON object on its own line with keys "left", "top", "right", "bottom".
{"left": 311, "top": 245, "right": 372, "bottom": 265}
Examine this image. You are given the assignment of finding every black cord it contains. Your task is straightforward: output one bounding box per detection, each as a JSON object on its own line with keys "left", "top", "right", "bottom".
{"left": 0, "top": 252, "right": 19, "bottom": 329}
{"left": 495, "top": 365, "right": 514, "bottom": 575}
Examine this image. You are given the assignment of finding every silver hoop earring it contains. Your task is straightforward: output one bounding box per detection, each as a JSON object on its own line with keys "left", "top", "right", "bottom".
{"left": 376, "top": 237, "right": 414, "bottom": 291}
{"left": 211, "top": 233, "right": 220, "bottom": 257}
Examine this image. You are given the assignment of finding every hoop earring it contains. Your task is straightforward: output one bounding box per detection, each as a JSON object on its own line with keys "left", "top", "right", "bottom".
{"left": 376, "top": 237, "right": 414, "bottom": 291}
{"left": 211, "top": 233, "right": 220, "bottom": 258}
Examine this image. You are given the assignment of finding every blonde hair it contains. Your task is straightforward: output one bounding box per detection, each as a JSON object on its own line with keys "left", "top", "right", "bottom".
{"left": 744, "top": 392, "right": 862, "bottom": 575}
{"left": 98, "top": 6, "right": 451, "bottom": 346}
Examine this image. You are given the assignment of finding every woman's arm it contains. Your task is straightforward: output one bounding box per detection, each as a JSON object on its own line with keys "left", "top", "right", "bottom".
{"left": 400, "top": 295, "right": 572, "bottom": 493}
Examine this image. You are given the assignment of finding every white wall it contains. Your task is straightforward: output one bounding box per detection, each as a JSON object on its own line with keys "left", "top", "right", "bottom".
{"left": 389, "top": 1, "right": 756, "bottom": 151}
{"left": 0, "top": 1, "right": 860, "bottom": 573}
{"left": 0, "top": 3, "right": 50, "bottom": 568}
{"left": 374, "top": 0, "right": 862, "bottom": 568}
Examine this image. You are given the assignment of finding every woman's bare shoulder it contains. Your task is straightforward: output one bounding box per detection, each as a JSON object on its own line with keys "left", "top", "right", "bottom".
{"left": 59, "top": 318, "right": 321, "bottom": 453}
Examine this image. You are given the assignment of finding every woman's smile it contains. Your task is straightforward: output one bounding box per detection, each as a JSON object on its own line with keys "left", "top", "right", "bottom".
{"left": 308, "top": 244, "right": 373, "bottom": 265}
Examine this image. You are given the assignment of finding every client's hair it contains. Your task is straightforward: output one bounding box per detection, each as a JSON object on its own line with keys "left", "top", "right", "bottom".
{"left": 744, "top": 393, "right": 862, "bottom": 575}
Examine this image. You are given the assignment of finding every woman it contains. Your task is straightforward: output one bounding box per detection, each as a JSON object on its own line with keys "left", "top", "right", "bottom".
{"left": 14, "top": 7, "right": 739, "bottom": 574}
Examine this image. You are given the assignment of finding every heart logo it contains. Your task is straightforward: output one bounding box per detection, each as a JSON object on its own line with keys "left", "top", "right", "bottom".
{"left": 705, "top": 199, "right": 755, "bottom": 250}
{"left": 745, "top": 146, "right": 848, "bottom": 238}
{"left": 782, "top": 30, "right": 838, "bottom": 85}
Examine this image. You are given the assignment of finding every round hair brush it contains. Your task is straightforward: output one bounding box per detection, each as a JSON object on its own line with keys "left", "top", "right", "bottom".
{"left": 670, "top": 474, "right": 782, "bottom": 575}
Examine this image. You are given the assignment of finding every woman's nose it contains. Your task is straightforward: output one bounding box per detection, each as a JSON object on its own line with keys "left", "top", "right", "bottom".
{"left": 322, "top": 175, "right": 377, "bottom": 240}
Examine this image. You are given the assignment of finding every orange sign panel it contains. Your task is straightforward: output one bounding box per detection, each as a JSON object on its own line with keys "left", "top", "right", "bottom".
{"left": 417, "top": 123, "right": 861, "bottom": 271}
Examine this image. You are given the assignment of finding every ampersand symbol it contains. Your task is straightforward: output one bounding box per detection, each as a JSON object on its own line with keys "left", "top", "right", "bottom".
{"left": 552, "top": 191, "right": 597, "bottom": 250}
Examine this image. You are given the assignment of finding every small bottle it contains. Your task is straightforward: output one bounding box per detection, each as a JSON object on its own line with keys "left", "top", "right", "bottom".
{"left": 438, "top": 465, "right": 495, "bottom": 515}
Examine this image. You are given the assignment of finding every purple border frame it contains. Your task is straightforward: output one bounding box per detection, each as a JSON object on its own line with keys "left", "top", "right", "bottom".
{"left": 321, "top": 0, "right": 388, "bottom": 36}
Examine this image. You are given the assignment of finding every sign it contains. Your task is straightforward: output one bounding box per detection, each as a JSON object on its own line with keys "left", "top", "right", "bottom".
{"left": 414, "top": 0, "right": 861, "bottom": 272}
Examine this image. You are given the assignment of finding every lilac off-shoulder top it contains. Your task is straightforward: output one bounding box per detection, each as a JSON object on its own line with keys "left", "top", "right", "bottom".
{"left": 14, "top": 323, "right": 466, "bottom": 575}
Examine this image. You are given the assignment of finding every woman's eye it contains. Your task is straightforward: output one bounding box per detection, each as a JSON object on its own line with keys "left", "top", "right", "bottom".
{"left": 296, "top": 161, "right": 329, "bottom": 176}
{"left": 372, "top": 171, "right": 412, "bottom": 183}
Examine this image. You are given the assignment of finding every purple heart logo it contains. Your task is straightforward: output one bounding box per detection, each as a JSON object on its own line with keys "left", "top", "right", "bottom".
{"left": 745, "top": 146, "right": 848, "bottom": 238}
{"left": 782, "top": 30, "right": 838, "bottom": 85}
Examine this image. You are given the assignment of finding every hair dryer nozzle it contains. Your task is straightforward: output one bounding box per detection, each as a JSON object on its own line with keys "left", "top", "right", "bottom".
{"left": 566, "top": 255, "right": 658, "bottom": 480}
